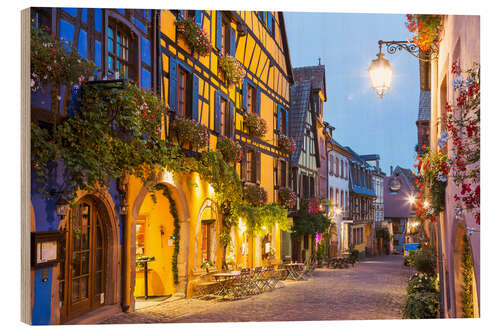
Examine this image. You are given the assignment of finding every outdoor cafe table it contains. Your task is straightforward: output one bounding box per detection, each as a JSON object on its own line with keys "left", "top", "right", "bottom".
{"left": 212, "top": 271, "right": 241, "bottom": 298}
{"left": 285, "top": 263, "right": 305, "bottom": 280}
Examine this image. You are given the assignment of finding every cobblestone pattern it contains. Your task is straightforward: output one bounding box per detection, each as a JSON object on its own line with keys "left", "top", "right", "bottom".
{"left": 100, "top": 255, "right": 409, "bottom": 324}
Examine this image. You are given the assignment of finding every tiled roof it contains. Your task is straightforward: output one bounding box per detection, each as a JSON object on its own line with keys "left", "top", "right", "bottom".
{"left": 289, "top": 81, "right": 312, "bottom": 166}
{"left": 417, "top": 90, "right": 431, "bottom": 121}
{"left": 394, "top": 166, "right": 418, "bottom": 192}
{"left": 292, "top": 65, "right": 326, "bottom": 101}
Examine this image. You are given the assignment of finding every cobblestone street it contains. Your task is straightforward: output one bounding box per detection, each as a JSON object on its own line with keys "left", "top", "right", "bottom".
{"left": 101, "top": 255, "right": 409, "bottom": 324}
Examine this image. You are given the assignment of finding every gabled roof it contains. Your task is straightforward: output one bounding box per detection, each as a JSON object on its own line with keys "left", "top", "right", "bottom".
{"left": 289, "top": 81, "right": 312, "bottom": 166}
{"left": 292, "top": 65, "right": 326, "bottom": 101}
{"left": 417, "top": 90, "right": 431, "bottom": 122}
{"left": 393, "top": 166, "right": 418, "bottom": 192}
{"left": 278, "top": 12, "right": 295, "bottom": 85}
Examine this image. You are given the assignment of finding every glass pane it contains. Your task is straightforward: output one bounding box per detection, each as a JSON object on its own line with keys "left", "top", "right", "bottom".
{"left": 59, "top": 281, "right": 65, "bottom": 307}
{"left": 107, "top": 26, "right": 113, "bottom": 38}
{"left": 108, "top": 38, "right": 113, "bottom": 54}
{"left": 72, "top": 278, "right": 80, "bottom": 302}
{"left": 95, "top": 272, "right": 102, "bottom": 294}
{"left": 80, "top": 277, "right": 88, "bottom": 299}
{"left": 117, "top": 32, "right": 122, "bottom": 43}
{"left": 96, "top": 225, "right": 102, "bottom": 249}
{"left": 117, "top": 44, "right": 121, "bottom": 57}
{"left": 72, "top": 253, "right": 80, "bottom": 276}
{"left": 108, "top": 56, "right": 113, "bottom": 71}
{"left": 81, "top": 251, "right": 89, "bottom": 274}
{"left": 96, "top": 249, "right": 102, "bottom": 271}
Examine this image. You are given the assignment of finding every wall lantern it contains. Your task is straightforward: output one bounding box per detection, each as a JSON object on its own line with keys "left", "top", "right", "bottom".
{"left": 55, "top": 196, "right": 69, "bottom": 219}
{"left": 119, "top": 200, "right": 129, "bottom": 216}
{"left": 368, "top": 40, "right": 437, "bottom": 98}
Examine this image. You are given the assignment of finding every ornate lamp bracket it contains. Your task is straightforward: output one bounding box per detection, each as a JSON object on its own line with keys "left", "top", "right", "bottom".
{"left": 378, "top": 40, "right": 438, "bottom": 62}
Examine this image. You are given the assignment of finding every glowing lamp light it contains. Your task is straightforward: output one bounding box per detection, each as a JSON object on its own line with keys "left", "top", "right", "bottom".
{"left": 238, "top": 218, "right": 246, "bottom": 233}
{"left": 55, "top": 196, "right": 69, "bottom": 219}
{"left": 335, "top": 207, "right": 342, "bottom": 216}
{"left": 408, "top": 195, "right": 416, "bottom": 205}
{"left": 368, "top": 52, "right": 393, "bottom": 99}
{"left": 208, "top": 184, "right": 215, "bottom": 197}
{"left": 423, "top": 201, "right": 430, "bottom": 209}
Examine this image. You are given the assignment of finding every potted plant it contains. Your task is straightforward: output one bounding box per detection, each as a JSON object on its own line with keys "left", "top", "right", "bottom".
{"left": 200, "top": 260, "right": 214, "bottom": 274}
{"left": 216, "top": 136, "right": 243, "bottom": 164}
{"left": 405, "top": 14, "right": 443, "bottom": 52}
{"left": 243, "top": 112, "right": 267, "bottom": 138}
{"left": 218, "top": 54, "right": 246, "bottom": 85}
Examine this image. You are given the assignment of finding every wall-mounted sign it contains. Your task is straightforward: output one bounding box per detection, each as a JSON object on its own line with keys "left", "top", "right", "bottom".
{"left": 31, "top": 231, "right": 65, "bottom": 268}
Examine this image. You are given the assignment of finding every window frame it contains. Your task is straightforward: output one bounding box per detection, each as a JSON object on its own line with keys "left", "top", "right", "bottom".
{"left": 106, "top": 21, "right": 132, "bottom": 79}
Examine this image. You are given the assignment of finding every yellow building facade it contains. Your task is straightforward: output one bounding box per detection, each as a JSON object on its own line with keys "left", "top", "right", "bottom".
{"left": 123, "top": 10, "right": 294, "bottom": 306}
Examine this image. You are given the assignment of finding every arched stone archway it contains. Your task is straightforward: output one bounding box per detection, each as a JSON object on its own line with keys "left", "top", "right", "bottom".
{"left": 130, "top": 171, "right": 191, "bottom": 298}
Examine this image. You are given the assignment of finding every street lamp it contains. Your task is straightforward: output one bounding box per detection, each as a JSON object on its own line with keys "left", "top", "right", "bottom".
{"left": 368, "top": 40, "right": 437, "bottom": 98}
{"left": 368, "top": 49, "right": 393, "bottom": 99}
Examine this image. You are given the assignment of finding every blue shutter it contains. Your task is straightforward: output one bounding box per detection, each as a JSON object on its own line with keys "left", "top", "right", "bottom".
{"left": 214, "top": 93, "right": 221, "bottom": 134}
{"left": 285, "top": 109, "right": 289, "bottom": 136}
{"left": 191, "top": 74, "right": 199, "bottom": 122}
{"left": 242, "top": 79, "right": 247, "bottom": 111}
{"left": 194, "top": 10, "right": 202, "bottom": 25}
{"left": 276, "top": 105, "right": 281, "bottom": 135}
{"left": 256, "top": 87, "right": 261, "bottom": 116}
{"left": 229, "top": 27, "right": 236, "bottom": 56}
{"left": 216, "top": 12, "right": 222, "bottom": 51}
{"left": 229, "top": 101, "right": 235, "bottom": 138}
{"left": 169, "top": 58, "right": 178, "bottom": 114}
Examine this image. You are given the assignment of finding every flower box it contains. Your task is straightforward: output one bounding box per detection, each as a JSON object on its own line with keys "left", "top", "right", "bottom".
{"left": 244, "top": 184, "right": 268, "bottom": 207}
{"left": 171, "top": 118, "right": 209, "bottom": 151}
{"left": 243, "top": 112, "right": 267, "bottom": 138}
{"left": 216, "top": 136, "right": 243, "bottom": 164}
{"left": 277, "top": 187, "right": 297, "bottom": 209}
{"left": 277, "top": 135, "right": 296, "bottom": 154}
{"left": 174, "top": 17, "right": 211, "bottom": 57}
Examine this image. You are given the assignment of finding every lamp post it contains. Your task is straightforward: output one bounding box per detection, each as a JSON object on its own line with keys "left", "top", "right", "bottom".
{"left": 368, "top": 40, "right": 437, "bottom": 98}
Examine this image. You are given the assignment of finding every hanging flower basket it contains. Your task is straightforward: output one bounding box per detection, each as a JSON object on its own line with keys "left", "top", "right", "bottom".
{"left": 405, "top": 14, "right": 443, "bottom": 52}
{"left": 277, "top": 134, "right": 296, "bottom": 154}
{"left": 174, "top": 17, "right": 211, "bottom": 57}
{"left": 243, "top": 112, "right": 267, "bottom": 138}
{"left": 216, "top": 136, "right": 243, "bottom": 164}
{"left": 171, "top": 118, "right": 209, "bottom": 151}
{"left": 244, "top": 184, "right": 268, "bottom": 207}
{"left": 218, "top": 54, "right": 246, "bottom": 85}
{"left": 278, "top": 187, "right": 297, "bottom": 209}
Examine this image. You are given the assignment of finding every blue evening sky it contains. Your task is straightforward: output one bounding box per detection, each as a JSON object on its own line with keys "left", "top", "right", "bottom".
{"left": 284, "top": 12, "right": 420, "bottom": 175}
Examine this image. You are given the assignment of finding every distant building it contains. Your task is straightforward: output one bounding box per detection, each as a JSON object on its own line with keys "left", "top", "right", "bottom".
{"left": 383, "top": 166, "right": 418, "bottom": 253}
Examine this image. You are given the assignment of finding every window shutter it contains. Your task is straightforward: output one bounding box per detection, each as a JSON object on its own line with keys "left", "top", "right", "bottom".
{"left": 194, "top": 10, "right": 202, "bottom": 25}
{"left": 214, "top": 93, "right": 221, "bottom": 134}
{"left": 256, "top": 87, "right": 261, "bottom": 116}
{"left": 255, "top": 151, "right": 261, "bottom": 184}
{"left": 191, "top": 74, "right": 199, "bottom": 122}
{"left": 242, "top": 79, "right": 247, "bottom": 111}
{"left": 169, "top": 58, "right": 178, "bottom": 114}
{"left": 229, "top": 101, "right": 235, "bottom": 138}
{"left": 276, "top": 105, "right": 281, "bottom": 135}
{"left": 216, "top": 12, "right": 222, "bottom": 51}
{"left": 229, "top": 27, "right": 236, "bottom": 56}
{"left": 284, "top": 109, "right": 289, "bottom": 136}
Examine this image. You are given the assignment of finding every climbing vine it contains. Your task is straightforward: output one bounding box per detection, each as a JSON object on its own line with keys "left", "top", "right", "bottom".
{"left": 152, "top": 183, "right": 181, "bottom": 284}
{"left": 462, "top": 234, "right": 474, "bottom": 317}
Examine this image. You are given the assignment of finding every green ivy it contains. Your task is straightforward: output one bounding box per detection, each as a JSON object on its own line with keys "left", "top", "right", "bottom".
{"left": 291, "top": 206, "right": 330, "bottom": 236}
{"left": 152, "top": 183, "right": 180, "bottom": 284}
{"left": 237, "top": 202, "right": 290, "bottom": 237}
{"left": 462, "top": 235, "right": 474, "bottom": 318}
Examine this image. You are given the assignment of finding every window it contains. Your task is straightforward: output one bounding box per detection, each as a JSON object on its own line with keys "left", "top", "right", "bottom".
{"left": 136, "top": 222, "right": 145, "bottom": 257}
{"left": 220, "top": 97, "right": 231, "bottom": 137}
{"left": 178, "top": 67, "right": 189, "bottom": 118}
{"left": 279, "top": 107, "right": 286, "bottom": 134}
{"left": 266, "top": 12, "right": 275, "bottom": 36}
{"left": 221, "top": 20, "right": 230, "bottom": 56}
{"left": 201, "top": 220, "right": 215, "bottom": 263}
{"left": 247, "top": 84, "right": 255, "bottom": 113}
{"left": 341, "top": 191, "right": 344, "bottom": 210}
{"left": 329, "top": 156, "right": 334, "bottom": 176}
{"left": 245, "top": 150, "right": 255, "bottom": 182}
{"left": 341, "top": 160, "right": 344, "bottom": 178}
{"left": 336, "top": 189, "right": 339, "bottom": 206}
{"left": 279, "top": 160, "right": 287, "bottom": 187}
{"left": 336, "top": 157, "right": 339, "bottom": 176}
{"left": 329, "top": 187, "right": 334, "bottom": 203}
{"left": 178, "top": 10, "right": 195, "bottom": 19}
{"left": 107, "top": 22, "right": 132, "bottom": 79}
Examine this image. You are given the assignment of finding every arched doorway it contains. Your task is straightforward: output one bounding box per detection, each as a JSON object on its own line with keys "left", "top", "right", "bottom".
{"left": 59, "top": 195, "right": 117, "bottom": 323}
{"left": 194, "top": 199, "right": 220, "bottom": 270}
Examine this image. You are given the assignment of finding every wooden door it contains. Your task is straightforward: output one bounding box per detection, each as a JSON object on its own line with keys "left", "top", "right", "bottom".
{"left": 64, "top": 198, "right": 106, "bottom": 321}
